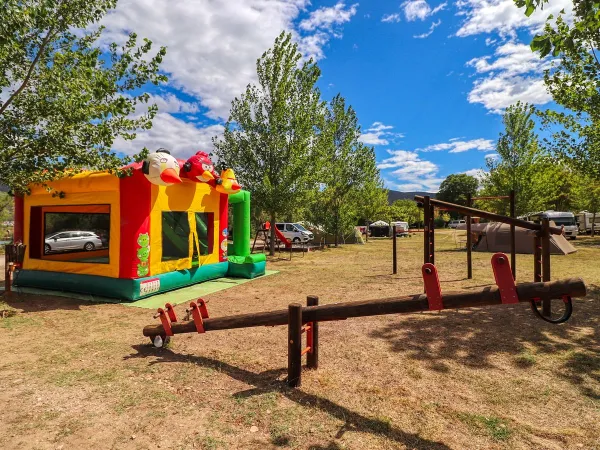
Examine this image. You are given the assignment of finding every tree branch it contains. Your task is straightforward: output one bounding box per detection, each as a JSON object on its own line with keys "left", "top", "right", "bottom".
{"left": 0, "top": 27, "right": 56, "bottom": 116}
{"left": 589, "top": 41, "right": 600, "bottom": 67}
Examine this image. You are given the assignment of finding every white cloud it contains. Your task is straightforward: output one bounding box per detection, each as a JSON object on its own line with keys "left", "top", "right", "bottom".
{"left": 485, "top": 153, "right": 500, "bottom": 160}
{"left": 463, "top": 168, "right": 488, "bottom": 183}
{"left": 414, "top": 19, "right": 442, "bottom": 38}
{"left": 466, "top": 42, "right": 552, "bottom": 111}
{"left": 402, "top": 0, "right": 446, "bottom": 22}
{"left": 359, "top": 122, "right": 404, "bottom": 146}
{"left": 112, "top": 113, "right": 223, "bottom": 158}
{"left": 456, "top": 0, "right": 572, "bottom": 38}
{"left": 419, "top": 137, "right": 495, "bottom": 153}
{"left": 382, "top": 13, "right": 402, "bottom": 23}
{"left": 100, "top": 0, "right": 354, "bottom": 121}
{"left": 378, "top": 150, "right": 443, "bottom": 192}
{"left": 142, "top": 93, "right": 199, "bottom": 115}
{"left": 299, "top": 2, "right": 358, "bottom": 31}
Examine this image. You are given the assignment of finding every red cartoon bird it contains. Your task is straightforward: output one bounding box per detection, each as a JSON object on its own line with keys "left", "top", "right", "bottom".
{"left": 182, "top": 151, "right": 219, "bottom": 184}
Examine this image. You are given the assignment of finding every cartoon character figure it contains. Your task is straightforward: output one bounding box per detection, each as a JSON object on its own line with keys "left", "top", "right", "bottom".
{"left": 137, "top": 247, "right": 150, "bottom": 261}
{"left": 137, "top": 233, "right": 150, "bottom": 247}
{"left": 215, "top": 168, "right": 241, "bottom": 195}
{"left": 142, "top": 149, "right": 182, "bottom": 186}
{"left": 137, "top": 264, "right": 149, "bottom": 277}
{"left": 182, "top": 151, "right": 219, "bottom": 184}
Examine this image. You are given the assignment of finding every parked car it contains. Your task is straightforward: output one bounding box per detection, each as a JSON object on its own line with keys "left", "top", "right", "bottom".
{"left": 448, "top": 220, "right": 466, "bottom": 229}
{"left": 274, "top": 222, "right": 314, "bottom": 243}
{"left": 44, "top": 231, "right": 104, "bottom": 254}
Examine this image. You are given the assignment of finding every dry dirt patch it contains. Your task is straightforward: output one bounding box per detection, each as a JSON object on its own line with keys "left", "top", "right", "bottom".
{"left": 0, "top": 233, "right": 599, "bottom": 449}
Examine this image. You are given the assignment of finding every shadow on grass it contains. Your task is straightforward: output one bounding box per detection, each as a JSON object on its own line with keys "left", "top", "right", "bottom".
{"left": 1, "top": 291, "right": 101, "bottom": 312}
{"left": 369, "top": 284, "right": 600, "bottom": 399}
{"left": 126, "top": 345, "right": 451, "bottom": 450}
{"left": 569, "top": 236, "right": 600, "bottom": 248}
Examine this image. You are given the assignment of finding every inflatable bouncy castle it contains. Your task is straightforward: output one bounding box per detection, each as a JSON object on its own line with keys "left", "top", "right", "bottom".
{"left": 12, "top": 150, "right": 266, "bottom": 301}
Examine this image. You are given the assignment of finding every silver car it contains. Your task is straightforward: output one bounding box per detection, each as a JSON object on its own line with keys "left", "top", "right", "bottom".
{"left": 44, "top": 231, "right": 104, "bottom": 254}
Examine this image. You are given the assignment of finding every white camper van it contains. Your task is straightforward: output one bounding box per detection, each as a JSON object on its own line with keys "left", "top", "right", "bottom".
{"left": 524, "top": 211, "right": 578, "bottom": 240}
{"left": 576, "top": 211, "right": 600, "bottom": 234}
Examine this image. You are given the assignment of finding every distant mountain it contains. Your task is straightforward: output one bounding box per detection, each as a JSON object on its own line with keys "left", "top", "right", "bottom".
{"left": 387, "top": 190, "right": 436, "bottom": 204}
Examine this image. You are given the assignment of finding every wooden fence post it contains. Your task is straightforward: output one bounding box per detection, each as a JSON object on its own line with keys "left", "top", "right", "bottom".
{"left": 306, "top": 296, "right": 319, "bottom": 369}
{"left": 287, "top": 303, "right": 303, "bottom": 388}
{"left": 510, "top": 190, "right": 516, "bottom": 280}
{"left": 541, "top": 218, "right": 552, "bottom": 316}
{"left": 392, "top": 226, "right": 397, "bottom": 275}
{"left": 429, "top": 203, "right": 435, "bottom": 265}
{"left": 423, "top": 196, "right": 431, "bottom": 265}
{"left": 466, "top": 194, "right": 472, "bottom": 279}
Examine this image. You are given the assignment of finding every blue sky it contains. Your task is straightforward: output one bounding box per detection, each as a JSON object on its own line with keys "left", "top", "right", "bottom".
{"left": 100, "top": 0, "right": 571, "bottom": 192}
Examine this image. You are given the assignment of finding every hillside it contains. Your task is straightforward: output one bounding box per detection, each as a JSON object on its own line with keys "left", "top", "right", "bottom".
{"left": 387, "top": 190, "right": 436, "bottom": 204}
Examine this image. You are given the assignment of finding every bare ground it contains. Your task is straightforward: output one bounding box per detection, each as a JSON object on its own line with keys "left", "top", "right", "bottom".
{"left": 0, "top": 232, "right": 599, "bottom": 449}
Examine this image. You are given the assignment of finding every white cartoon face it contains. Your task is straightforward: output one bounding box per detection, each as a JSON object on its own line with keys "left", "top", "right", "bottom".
{"left": 143, "top": 151, "right": 182, "bottom": 186}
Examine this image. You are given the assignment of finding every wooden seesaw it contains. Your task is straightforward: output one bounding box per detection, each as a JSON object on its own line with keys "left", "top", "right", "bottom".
{"left": 142, "top": 253, "right": 587, "bottom": 387}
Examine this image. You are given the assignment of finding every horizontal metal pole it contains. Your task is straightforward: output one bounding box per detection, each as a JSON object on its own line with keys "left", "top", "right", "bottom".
{"left": 414, "top": 196, "right": 563, "bottom": 235}
{"left": 143, "top": 278, "right": 586, "bottom": 337}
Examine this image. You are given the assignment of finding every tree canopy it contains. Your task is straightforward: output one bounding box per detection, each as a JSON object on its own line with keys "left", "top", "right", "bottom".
{"left": 0, "top": 0, "right": 167, "bottom": 193}
{"left": 213, "top": 32, "right": 324, "bottom": 254}
{"left": 515, "top": 0, "right": 600, "bottom": 180}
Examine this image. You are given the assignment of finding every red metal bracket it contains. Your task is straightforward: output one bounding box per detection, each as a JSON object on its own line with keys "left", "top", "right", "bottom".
{"left": 491, "top": 253, "right": 519, "bottom": 304}
{"left": 422, "top": 263, "right": 443, "bottom": 310}
{"left": 164, "top": 303, "right": 177, "bottom": 322}
{"left": 157, "top": 308, "right": 174, "bottom": 336}
{"left": 300, "top": 323, "right": 313, "bottom": 356}
{"left": 196, "top": 298, "right": 209, "bottom": 318}
{"left": 189, "top": 301, "right": 206, "bottom": 333}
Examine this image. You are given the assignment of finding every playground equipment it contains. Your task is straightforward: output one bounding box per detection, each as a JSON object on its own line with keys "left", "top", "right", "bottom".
{"left": 415, "top": 195, "right": 568, "bottom": 316}
{"left": 11, "top": 150, "right": 266, "bottom": 300}
{"left": 252, "top": 222, "right": 306, "bottom": 260}
{"left": 143, "top": 253, "right": 586, "bottom": 388}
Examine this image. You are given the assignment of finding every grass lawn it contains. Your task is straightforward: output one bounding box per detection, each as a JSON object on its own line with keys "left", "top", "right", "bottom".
{"left": 1, "top": 231, "right": 598, "bottom": 449}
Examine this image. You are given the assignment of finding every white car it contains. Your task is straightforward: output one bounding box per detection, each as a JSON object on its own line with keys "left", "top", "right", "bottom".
{"left": 44, "top": 231, "right": 104, "bottom": 254}
{"left": 275, "top": 223, "right": 314, "bottom": 243}
{"left": 448, "top": 220, "right": 466, "bottom": 229}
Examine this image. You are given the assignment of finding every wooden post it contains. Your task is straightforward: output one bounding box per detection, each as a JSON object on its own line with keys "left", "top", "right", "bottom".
{"left": 306, "top": 296, "right": 319, "bottom": 369}
{"left": 510, "top": 190, "right": 516, "bottom": 280}
{"left": 429, "top": 204, "right": 435, "bottom": 265}
{"left": 5, "top": 262, "right": 13, "bottom": 293}
{"left": 287, "top": 303, "right": 303, "bottom": 388}
{"left": 392, "top": 226, "right": 397, "bottom": 274}
{"left": 534, "top": 235, "right": 542, "bottom": 283}
{"left": 466, "top": 194, "right": 472, "bottom": 279}
{"left": 423, "top": 196, "right": 431, "bottom": 265}
{"left": 541, "top": 218, "right": 552, "bottom": 316}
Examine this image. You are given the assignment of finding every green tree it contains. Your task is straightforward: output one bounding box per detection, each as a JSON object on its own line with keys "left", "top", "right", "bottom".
{"left": 515, "top": 0, "right": 600, "bottom": 180}
{"left": 437, "top": 174, "right": 479, "bottom": 205}
{"left": 307, "top": 95, "right": 380, "bottom": 246}
{"left": 436, "top": 174, "right": 479, "bottom": 218}
{"left": 388, "top": 199, "right": 421, "bottom": 225}
{"left": 0, "top": 0, "right": 167, "bottom": 194}
{"left": 572, "top": 175, "right": 600, "bottom": 236}
{"left": 480, "top": 102, "right": 542, "bottom": 215}
{"left": 355, "top": 180, "right": 389, "bottom": 226}
{"left": 213, "top": 32, "right": 324, "bottom": 255}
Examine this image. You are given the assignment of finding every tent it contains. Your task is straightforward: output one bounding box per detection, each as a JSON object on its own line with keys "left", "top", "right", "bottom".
{"left": 457, "top": 222, "right": 576, "bottom": 255}
{"left": 369, "top": 220, "right": 390, "bottom": 237}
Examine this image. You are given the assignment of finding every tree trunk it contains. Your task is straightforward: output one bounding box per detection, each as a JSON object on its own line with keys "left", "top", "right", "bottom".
{"left": 592, "top": 212, "right": 596, "bottom": 237}
{"left": 270, "top": 211, "right": 276, "bottom": 256}
{"left": 334, "top": 211, "right": 339, "bottom": 247}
